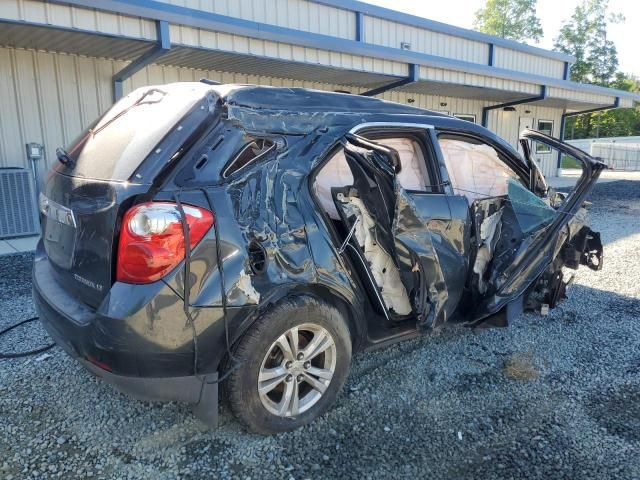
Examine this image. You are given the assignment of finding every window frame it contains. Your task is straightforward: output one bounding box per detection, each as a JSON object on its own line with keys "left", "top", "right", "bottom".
{"left": 220, "top": 137, "right": 277, "bottom": 179}
{"left": 453, "top": 113, "right": 477, "bottom": 124}
{"left": 535, "top": 120, "right": 554, "bottom": 154}
{"left": 347, "top": 124, "right": 446, "bottom": 195}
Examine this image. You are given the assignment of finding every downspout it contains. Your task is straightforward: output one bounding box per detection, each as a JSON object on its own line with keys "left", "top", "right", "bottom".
{"left": 481, "top": 85, "right": 547, "bottom": 127}
{"left": 556, "top": 96, "right": 620, "bottom": 168}
{"left": 361, "top": 63, "right": 419, "bottom": 97}
{"left": 112, "top": 20, "right": 171, "bottom": 101}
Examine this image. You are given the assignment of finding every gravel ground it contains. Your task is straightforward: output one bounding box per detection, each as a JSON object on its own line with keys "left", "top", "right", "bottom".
{"left": 1, "top": 180, "right": 639, "bottom": 480}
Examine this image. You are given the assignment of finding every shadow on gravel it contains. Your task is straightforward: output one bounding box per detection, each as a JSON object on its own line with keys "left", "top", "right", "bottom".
{"left": 586, "top": 383, "right": 640, "bottom": 443}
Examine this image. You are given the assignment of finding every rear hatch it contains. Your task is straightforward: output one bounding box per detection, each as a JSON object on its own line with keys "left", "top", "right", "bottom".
{"left": 40, "top": 82, "right": 217, "bottom": 308}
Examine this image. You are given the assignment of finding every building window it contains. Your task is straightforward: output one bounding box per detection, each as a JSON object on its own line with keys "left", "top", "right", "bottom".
{"left": 536, "top": 120, "right": 554, "bottom": 153}
{"left": 454, "top": 114, "right": 476, "bottom": 123}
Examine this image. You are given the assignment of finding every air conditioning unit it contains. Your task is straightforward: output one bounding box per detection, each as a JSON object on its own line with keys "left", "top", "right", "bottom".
{"left": 0, "top": 168, "right": 40, "bottom": 239}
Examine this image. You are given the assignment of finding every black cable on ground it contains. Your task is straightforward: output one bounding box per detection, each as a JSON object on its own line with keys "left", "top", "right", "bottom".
{"left": 0, "top": 317, "right": 55, "bottom": 359}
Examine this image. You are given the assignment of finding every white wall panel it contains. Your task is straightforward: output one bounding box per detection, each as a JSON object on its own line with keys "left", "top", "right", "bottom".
{"left": 157, "top": 0, "right": 355, "bottom": 39}
{"left": 0, "top": 0, "right": 156, "bottom": 39}
{"left": 364, "top": 16, "right": 488, "bottom": 64}
{"left": 493, "top": 46, "right": 565, "bottom": 79}
{"left": 379, "top": 90, "right": 486, "bottom": 122}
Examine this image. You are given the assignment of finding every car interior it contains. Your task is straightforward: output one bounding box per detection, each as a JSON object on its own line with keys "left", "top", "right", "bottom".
{"left": 312, "top": 127, "right": 558, "bottom": 324}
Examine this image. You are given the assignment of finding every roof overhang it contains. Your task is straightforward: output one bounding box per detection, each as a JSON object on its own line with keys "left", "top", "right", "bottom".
{"left": 399, "top": 80, "right": 537, "bottom": 103}
{"left": 0, "top": 20, "right": 152, "bottom": 60}
{"left": 1, "top": 7, "right": 638, "bottom": 109}
{"left": 160, "top": 45, "right": 399, "bottom": 89}
{"left": 44, "top": 0, "right": 638, "bottom": 103}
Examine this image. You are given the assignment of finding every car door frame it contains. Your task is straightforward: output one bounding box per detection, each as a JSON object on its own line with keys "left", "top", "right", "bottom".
{"left": 431, "top": 126, "right": 606, "bottom": 323}
{"left": 343, "top": 122, "right": 472, "bottom": 327}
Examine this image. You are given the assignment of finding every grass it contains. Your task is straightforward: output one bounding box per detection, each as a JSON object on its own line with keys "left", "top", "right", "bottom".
{"left": 560, "top": 155, "right": 582, "bottom": 169}
{"left": 503, "top": 352, "right": 540, "bottom": 381}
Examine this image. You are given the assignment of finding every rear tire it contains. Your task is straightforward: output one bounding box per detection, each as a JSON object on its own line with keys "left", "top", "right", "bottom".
{"left": 225, "top": 296, "right": 351, "bottom": 435}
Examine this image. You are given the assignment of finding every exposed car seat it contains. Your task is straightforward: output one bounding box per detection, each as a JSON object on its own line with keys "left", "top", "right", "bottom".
{"left": 314, "top": 137, "right": 429, "bottom": 219}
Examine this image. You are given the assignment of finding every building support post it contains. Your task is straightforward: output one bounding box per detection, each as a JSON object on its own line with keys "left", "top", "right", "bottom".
{"left": 355, "top": 11, "right": 364, "bottom": 42}
{"left": 481, "top": 85, "right": 547, "bottom": 128}
{"left": 360, "top": 63, "right": 419, "bottom": 97}
{"left": 112, "top": 20, "right": 171, "bottom": 102}
{"left": 556, "top": 96, "right": 620, "bottom": 168}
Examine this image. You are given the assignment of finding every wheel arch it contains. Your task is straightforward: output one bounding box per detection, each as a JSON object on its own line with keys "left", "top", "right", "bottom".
{"left": 220, "top": 284, "right": 367, "bottom": 373}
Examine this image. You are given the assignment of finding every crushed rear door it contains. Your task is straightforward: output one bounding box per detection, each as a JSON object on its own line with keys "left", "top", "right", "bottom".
{"left": 332, "top": 134, "right": 469, "bottom": 328}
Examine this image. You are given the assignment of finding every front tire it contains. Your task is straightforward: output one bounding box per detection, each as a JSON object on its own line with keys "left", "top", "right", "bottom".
{"left": 225, "top": 296, "right": 351, "bottom": 434}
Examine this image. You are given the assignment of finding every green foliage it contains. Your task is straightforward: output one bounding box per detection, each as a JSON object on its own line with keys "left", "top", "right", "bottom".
{"left": 553, "top": 0, "right": 638, "bottom": 140}
{"left": 564, "top": 74, "right": 640, "bottom": 140}
{"left": 560, "top": 154, "right": 582, "bottom": 169}
{"left": 473, "top": 0, "right": 543, "bottom": 43}
{"left": 554, "top": 0, "right": 623, "bottom": 86}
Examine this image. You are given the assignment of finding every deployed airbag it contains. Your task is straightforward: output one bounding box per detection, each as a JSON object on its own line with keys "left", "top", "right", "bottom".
{"left": 439, "top": 138, "right": 520, "bottom": 203}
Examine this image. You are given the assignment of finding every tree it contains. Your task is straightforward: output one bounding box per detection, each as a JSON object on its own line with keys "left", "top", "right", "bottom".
{"left": 554, "top": 0, "right": 638, "bottom": 140}
{"left": 553, "top": 0, "right": 623, "bottom": 86}
{"left": 564, "top": 74, "right": 640, "bottom": 140}
{"left": 473, "top": 0, "right": 544, "bottom": 44}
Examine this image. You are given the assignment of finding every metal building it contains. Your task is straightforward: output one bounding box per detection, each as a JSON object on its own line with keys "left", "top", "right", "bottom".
{"left": 0, "top": 0, "right": 638, "bottom": 190}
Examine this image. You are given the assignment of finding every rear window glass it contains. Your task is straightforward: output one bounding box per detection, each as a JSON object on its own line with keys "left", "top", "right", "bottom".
{"left": 222, "top": 139, "right": 276, "bottom": 178}
{"left": 55, "top": 83, "right": 211, "bottom": 181}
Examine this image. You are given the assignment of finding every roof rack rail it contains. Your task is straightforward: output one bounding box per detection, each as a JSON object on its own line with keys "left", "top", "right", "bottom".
{"left": 200, "top": 78, "right": 221, "bottom": 85}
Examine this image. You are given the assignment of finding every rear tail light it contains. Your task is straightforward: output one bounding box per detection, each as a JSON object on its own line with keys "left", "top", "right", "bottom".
{"left": 116, "top": 201, "right": 214, "bottom": 284}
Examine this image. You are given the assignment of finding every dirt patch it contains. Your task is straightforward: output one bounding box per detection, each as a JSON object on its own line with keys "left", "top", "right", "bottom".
{"left": 503, "top": 352, "right": 540, "bottom": 381}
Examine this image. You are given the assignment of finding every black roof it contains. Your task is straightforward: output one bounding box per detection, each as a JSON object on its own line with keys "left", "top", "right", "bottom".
{"left": 212, "top": 84, "right": 446, "bottom": 116}
{"left": 208, "top": 84, "right": 522, "bottom": 163}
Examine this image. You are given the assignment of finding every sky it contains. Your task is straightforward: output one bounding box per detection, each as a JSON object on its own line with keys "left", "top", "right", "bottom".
{"left": 361, "top": 0, "right": 640, "bottom": 77}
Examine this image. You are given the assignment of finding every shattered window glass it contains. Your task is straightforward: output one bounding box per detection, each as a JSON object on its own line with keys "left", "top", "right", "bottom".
{"left": 507, "top": 178, "right": 556, "bottom": 234}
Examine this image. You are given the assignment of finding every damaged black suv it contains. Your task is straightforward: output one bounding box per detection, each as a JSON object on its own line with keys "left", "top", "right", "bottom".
{"left": 34, "top": 83, "right": 604, "bottom": 434}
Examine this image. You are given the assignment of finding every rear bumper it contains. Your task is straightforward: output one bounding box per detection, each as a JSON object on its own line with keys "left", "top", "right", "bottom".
{"left": 36, "top": 302, "right": 216, "bottom": 405}
{"left": 79, "top": 356, "right": 217, "bottom": 402}
{"left": 32, "top": 247, "right": 219, "bottom": 421}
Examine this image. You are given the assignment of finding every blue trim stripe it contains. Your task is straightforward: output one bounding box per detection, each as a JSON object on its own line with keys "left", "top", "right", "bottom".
{"left": 21, "top": 0, "right": 640, "bottom": 102}
{"left": 481, "top": 86, "right": 547, "bottom": 127}
{"left": 311, "top": 0, "right": 575, "bottom": 63}
{"left": 355, "top": 11, "right": 364, "bottom": 42}
{"left": 112, "top": 19, "right": 170, "bottom": 100}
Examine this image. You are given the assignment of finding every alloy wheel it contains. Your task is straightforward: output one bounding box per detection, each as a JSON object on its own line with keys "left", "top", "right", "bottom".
{"left": 258, "top": 323, "right": 337, "bottom": 417}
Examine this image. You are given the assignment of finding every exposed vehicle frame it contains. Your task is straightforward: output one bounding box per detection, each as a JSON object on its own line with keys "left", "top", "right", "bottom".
{"left": 33, "top": 83, "right": 604, "bottom": 434}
